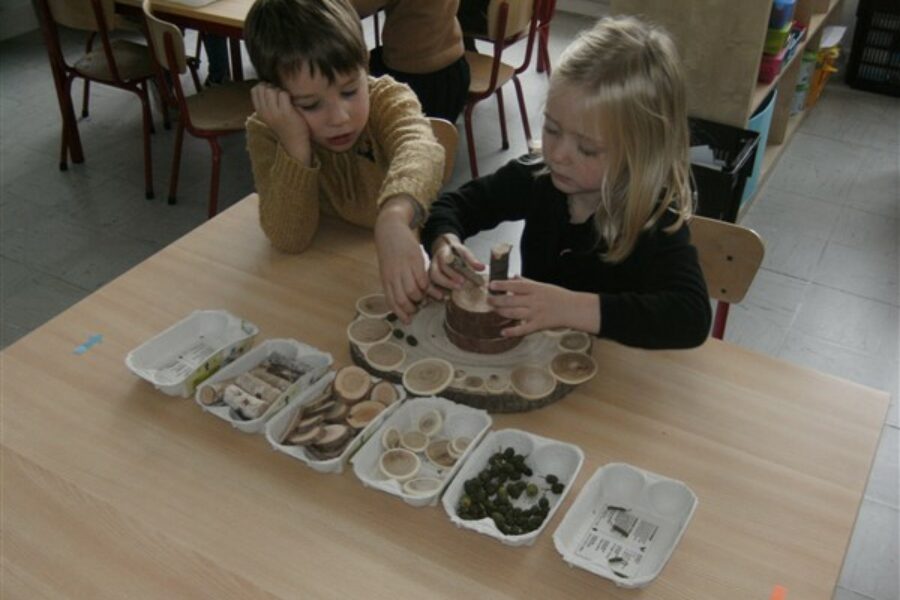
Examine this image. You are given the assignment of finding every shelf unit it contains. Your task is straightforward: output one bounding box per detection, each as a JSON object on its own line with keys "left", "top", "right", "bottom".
{"left": 609, "top": 0, "right": 846, "bottom": 220}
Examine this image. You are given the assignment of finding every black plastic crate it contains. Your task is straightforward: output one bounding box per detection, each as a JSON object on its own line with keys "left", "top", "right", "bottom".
{"left": 846, "top": 0, "right": 900, "bottom": 97}
{"left": 688, "top": 117, "right": 760, "bottom": 223}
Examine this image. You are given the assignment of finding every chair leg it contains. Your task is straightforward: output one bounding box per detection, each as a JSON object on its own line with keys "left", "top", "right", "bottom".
{"left": 512, "top": 76, "right": 532, "bottom": 144}
{"left": 138, "top": 84, "right": 155, "bottom": 199}
{"left": 60, "top": 74, "right": 83, "bottom": 169}
{"left": 168, "top": 119, "right": 186, "bottom": 205}
{"left": 712, "top": 301, "right": 730, "bottom": 340}
{"left": 495, "top": 89, "right": 509, "bottom": 150}
{"left": 60, "top": 126, "right": 69, "bottom": 171}
{"left": 81, "top": 80, "right": 91, "bottom": 118}
{"left": 463, "top": 103, "right": 479, "bottom": 179}
{"left": 207, "top": 136, "right": 222, "bottom": 219}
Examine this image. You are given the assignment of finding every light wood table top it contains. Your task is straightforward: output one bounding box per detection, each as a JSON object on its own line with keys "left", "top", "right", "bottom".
{"left": 117, "top": 0, "right": 252, "bottom": 35}
{"left": 0, "top": 195, "right": 889, "bottom": 599}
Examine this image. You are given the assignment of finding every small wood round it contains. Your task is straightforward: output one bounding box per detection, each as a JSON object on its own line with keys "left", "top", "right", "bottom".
{"left": 347, "top": 400, "right": 384, "bottom": 429}
{"left": 445, "top": 284, "right": 522, "bottom": 354}
{"left": 334, "top": 365, "right": 372, "bottom": 404}
{"left": 365, "top": 342, "right": 405, "bottom": 371}
{"left": 379, "top": 448, "right": 420, "bottom": 481}
{"left": 558, "top": 331, "right": 591, "bottom": 353}
{"left": 315, "top": 424, "right": 352, "bottom": 451}
{"left": 510, "top": 365, "right": 557, "bottom": 401}
{"left": 402, "top": 358, "right": 453, "bottom": 396}
{"left": 356, "top": 293, "right": 392, "bottom": 318}
{"left": 369, "top": 380, "right": 400, "bottom": 406}
{"left": 550, "top": 352, "right": 598, "bottom": 385}
{"left": 347, "top": 318, "right": 392, "bottom": 346}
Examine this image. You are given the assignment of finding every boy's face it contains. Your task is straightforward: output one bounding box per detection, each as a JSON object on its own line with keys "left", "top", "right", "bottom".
{"left": 542, "top": 85, "right": 608, "bottom": 197}
{"left": 282, "top": 65, "right": 369, "bottom": 152}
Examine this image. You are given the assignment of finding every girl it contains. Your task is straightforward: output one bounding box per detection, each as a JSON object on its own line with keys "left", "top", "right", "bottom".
{"left": 421, "top": 16, "right": 712, "bottom": 349}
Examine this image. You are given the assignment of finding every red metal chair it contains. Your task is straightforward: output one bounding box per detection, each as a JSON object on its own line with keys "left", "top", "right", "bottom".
{"left": 35, "top": 0, "right": 167, "bottom": 199}
{"left": 461, "top": 0, "right": 541, "bottom": 178}
{"left": 142, "top": 0, "right": 255, "bottom": 219}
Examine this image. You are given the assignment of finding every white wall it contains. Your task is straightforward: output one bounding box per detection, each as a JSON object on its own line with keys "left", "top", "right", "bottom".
{"left": 1, "top": 0, "right": 38, "bottom": 41}
{"left": 557, "top": 0, "right": 609, "bottom": 18}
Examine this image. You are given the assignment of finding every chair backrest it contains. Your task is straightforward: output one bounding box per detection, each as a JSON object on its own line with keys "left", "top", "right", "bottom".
{"left": 45, "top": 0, "right": 115, "bottom": 32}
{"left": 142, "top": 0, "right": 188, "bottom": 75}
{"left": 690, "top": 215, "right": 764, "bottom": 305}
{"left": 429, "top": 118, "right": 458, "bottom": 186}
{"left": 485, "top": 0, "right": 535, "bottom": 42}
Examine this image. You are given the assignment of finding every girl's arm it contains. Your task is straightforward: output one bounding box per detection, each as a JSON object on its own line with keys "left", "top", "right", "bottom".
{"left": 421, "top": 157, "right": 540, "bottom": 255}
{"left": 598, "top": 222, "right": 712, "bottom": 349}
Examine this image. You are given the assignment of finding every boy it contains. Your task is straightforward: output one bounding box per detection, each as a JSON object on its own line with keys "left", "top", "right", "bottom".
{"left": 244, "top": 0, "right": 445, "bottom": 322}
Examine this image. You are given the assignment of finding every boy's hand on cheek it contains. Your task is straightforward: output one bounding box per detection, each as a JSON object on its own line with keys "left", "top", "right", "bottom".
{"left": 251, "top": 83, "right": 311, "bottom": 165}
{"left": 487, "top": 278, "right": 600, "bottom": 337}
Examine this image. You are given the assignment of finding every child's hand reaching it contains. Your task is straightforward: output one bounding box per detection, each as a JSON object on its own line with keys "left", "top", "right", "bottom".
{"left": 375, "top": 197, "right": 437, "bottom": 324}
{"left": 487, "top": 278, "right": 601, "bottom": 337}
{"left": 429, "top": 234, "right": 486, "bottom": 292}
{"left": 251, "top": 83, "right": 311, "bottom": 165}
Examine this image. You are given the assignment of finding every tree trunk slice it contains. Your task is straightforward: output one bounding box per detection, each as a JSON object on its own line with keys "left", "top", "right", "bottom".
{"left": 445, "top": 279, "right": 521, "bottom": 354}
{"left": 334, "top": 365, "right": 372, "bottom": 404}
{"left": 348, "top": 295, "right": 595, "bottom": 413}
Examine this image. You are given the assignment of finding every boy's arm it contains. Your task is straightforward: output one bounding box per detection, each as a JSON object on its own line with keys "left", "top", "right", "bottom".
{"left": 368, "top": 77, "right": 445, "bottom": 220}
{"left": 246, "top": 115, "right": 321, "bottom": 253}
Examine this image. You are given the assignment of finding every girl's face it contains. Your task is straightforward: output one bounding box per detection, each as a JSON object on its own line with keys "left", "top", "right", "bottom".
{"left": 542, "top": 85, "right": 609, "bottom": 196}
{"left": 281, "top": 65, "right": 370, "bottom": 152}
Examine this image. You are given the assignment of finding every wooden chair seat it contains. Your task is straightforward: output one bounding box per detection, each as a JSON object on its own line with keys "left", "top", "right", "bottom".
{"left": 73, "top": 39, "right": 156, "bottom": 82}
{"left": 184, "top": 80, "right": 256, "bottom": 131}
{"left": 464, "top": 50, "right": 515, "bottom": 96}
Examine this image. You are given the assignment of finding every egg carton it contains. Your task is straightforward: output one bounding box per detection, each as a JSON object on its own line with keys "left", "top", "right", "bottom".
{"left": 441, "top": 429, "right": 584, "bottom": 546}
{"left": 195, "top": 339, "right": 332, "bottom": 433}
{"left": 125, "top": 309, "right": 259, "bottom": 397}
{"left": 265, "top": 372, "right": 406, "bottom": 474}
{"left": 351, "top": 397, "right": 492, "bottom": 507}
{"left": 553, "top": 463, "right": 697, "bottom": 588}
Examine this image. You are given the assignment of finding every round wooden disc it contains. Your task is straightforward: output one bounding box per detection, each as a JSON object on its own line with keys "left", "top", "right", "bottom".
{"left": 402, "top": 358, "right": 453, "bottom": 396}
{"left": 334, "top": 365, "right": 372, "bottom": 404}
{"left": 550, "top": 352, "right": 598, "bottom": 385}
{"left": 558, "top": 331, "right": 591, "bottom": 353}
{"left": 364, "top": 342, "right": 406, "bottom": 371}
{"left": 510, "top": 365, "right": 557, "bottom": 400}
{"left": 484, "top": 372, "right": 510, "bottom": 393}
{"left": 347, "top": 317, "right": 392, "bottom": 346}
{"left": 356, "top": 293, "right": 392, "bottom": 319}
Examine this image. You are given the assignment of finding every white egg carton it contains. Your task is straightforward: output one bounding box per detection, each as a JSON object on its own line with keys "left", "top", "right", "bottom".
{"left": 441, "top": 429, "right": 584, "bottom": 546}
{"left": 351, "top": 397, "right": 492, "bottom": 507}
{"left": 265, "top": 372, "right": 406, "bottom": 474}
{"left": 195, "top": 339, "right": 332, "bottom": 433}
{"left": 125, "top": 309, "right": 259, "bottom": 397}
{"left": 552, "top": 463, "right": 697, "bottom": 588}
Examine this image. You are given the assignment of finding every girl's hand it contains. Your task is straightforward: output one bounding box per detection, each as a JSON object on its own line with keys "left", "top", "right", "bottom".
{"left": 429, "top": 234, "right": 486, "bottom": 292}
{"left": 487, "top": 278, "right": 601, "bottom": 337}
{"left": 251, "top": 83, "right": 311, "bottom": 164}
{"left": 374, "top": 202, "right": 433, "bottom": 324}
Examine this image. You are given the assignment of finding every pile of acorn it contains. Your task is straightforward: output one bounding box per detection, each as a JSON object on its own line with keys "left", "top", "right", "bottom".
{"left": 455, "top": 447, "right": 565, "bottom": 536}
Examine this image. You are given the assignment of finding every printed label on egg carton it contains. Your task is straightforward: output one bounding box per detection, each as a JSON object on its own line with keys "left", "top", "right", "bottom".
{"left": 573, "top": 506, "right": 660, "bottom": 579}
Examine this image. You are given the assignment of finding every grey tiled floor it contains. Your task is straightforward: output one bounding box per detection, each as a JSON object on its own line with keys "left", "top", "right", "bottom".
{"left": 1, "top": 11, "right": 898, "bottom": 600}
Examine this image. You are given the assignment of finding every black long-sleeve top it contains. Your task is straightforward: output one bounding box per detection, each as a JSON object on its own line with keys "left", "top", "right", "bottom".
{"left": 421, "top": 157, "right": 712, "bottom": 349}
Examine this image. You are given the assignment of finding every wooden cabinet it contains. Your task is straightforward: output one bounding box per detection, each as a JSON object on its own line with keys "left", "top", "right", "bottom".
{"left": 609, "top": 0, "right": 846, "bottom": 217}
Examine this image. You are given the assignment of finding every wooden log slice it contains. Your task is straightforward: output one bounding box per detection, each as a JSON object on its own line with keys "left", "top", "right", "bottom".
{"left": 334, "top": 365, "right": 372, "bottom": 404}
{"left": 550, "top": 352, "right": 598, "bottom": 385}
{"left": 402, "top": 358, "right": 453, "bottom": 396}
{"left": 356, "top": 293, "right": 392, "bottom": 318}
{"left": 347, "top": 317, "right": 393, "bottom": 346}
{"left": 558, "top": 331, "right": 591, "bottom": 353}
{"left": 370, "top": 380, "right": 400, "bottom": 406}
{"left": 346, "top": 400, "right": 384, "bottom": 429}
{"left": 509, "top": 365, "right": 557, "bottom": 401}
{"left": 364, "top": 342, "right": 405, "bottom": 371}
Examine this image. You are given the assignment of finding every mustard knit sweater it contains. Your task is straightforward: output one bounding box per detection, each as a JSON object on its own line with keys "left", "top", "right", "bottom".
{"left": 245, "top": 76, "right": 445, "bottom": 253}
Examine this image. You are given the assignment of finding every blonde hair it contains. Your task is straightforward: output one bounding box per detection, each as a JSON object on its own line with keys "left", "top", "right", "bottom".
{"left": 548, "top": 16, "right": 693, "bottom": 263}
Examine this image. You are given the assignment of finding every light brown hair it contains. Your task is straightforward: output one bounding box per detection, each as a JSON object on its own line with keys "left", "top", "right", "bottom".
{"left": 548, "top": 16, "right": 693, "bottom": 263}
{"left": 244, "top": 0, "right": 367, "bottom": 86}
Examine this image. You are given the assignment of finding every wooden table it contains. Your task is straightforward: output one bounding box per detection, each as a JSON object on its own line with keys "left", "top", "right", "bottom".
{"left": 0, "top": 196, "right": 889, "bottom": 599}
{"left": 117, "top": 0, "right": 253, "bottom": 79}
